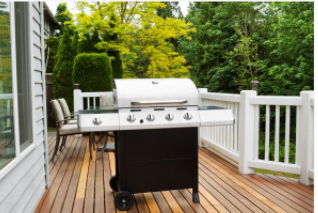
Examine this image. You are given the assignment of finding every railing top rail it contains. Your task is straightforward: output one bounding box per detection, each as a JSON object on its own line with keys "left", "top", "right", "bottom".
{"left": 78, "top": 91, "right": 112, "bottom": 98}
{"left": 249, "top": 96, "right": 302, "bottom": 106}
{"left": 200, "top": 92, "right": 241, "bottom": 103}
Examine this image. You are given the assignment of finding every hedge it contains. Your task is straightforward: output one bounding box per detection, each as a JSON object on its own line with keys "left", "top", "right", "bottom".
{"left": 73, "top": 53, "right": 112, "bottom": 92}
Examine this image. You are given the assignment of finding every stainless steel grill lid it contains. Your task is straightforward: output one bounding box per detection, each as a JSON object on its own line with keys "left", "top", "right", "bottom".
{"left": 113, "top": 78, "right": 199, "bottom": 108}
{"left": 78, "top": 78, "right": 234, "bottom": 132}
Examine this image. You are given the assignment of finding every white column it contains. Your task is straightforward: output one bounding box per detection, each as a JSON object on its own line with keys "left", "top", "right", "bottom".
{"left": 73, "top": 88, "right": 83, "bottom": 113}
{"left": 198, "top": 88, "right": 208, "bottom": 147}
{"left": 238, "top": 90, "right": 257, "bottom": 174}
{"left": 298, "top": 91, "right": 314, "bottom": 185}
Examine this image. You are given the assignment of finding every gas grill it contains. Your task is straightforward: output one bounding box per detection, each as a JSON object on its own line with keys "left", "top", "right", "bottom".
{"left": 78, "top": 78, "right": 234, "bottom": 211}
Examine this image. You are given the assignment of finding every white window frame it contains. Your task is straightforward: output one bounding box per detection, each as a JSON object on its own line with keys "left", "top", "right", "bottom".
{"left": 0, "top": 1, "right": 37, "bottom": 180}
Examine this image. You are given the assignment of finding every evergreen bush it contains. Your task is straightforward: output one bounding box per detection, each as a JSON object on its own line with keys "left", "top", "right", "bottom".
{"left": 77, "top": 34, "right": 92, "bottom": 54}
{"left": 52, "top": 26, "right": 74, "bottom": 111}
{"left": 71, "top": 31, "right": 79, "bottom": 57}
{"left": 73, "top": 53, "right": 112, "bottom": 92}
{"left": 45, "top": 37, "right": 59, "bottom": 73}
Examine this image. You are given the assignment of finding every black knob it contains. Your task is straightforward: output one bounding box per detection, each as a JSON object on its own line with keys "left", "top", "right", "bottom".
{"left": 140, "top": 119, "right": 144, "bottom": 123}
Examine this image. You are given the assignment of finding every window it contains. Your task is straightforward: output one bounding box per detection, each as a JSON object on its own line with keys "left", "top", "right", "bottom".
{"left": 15, "top": 2, "right": 32, "bottom": 151}
{"left": 0, "top": 1, "right": 15, "bottom": 168}
{"left": 0, "top": 2, "right": 33, "bottom": 170}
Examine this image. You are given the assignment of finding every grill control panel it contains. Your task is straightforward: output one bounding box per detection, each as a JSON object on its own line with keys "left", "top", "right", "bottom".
{"left": 119, "top": 107, "right": 200, "bottom": 130}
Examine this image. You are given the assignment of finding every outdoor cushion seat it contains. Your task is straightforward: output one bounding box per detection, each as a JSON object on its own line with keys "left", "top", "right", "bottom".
{"left": 58, "top": 98, "right": 77, "bottom": 124}
{"left": 50, "top": 99, "right": 94, "bottom": 161}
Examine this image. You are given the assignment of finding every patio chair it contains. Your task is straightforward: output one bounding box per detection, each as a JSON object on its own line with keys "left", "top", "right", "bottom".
{"left": 50, "top": 99, "right": 94, "bottom": 161}
{"left": 57, "top": 98, "right": 77, "bottom": 124}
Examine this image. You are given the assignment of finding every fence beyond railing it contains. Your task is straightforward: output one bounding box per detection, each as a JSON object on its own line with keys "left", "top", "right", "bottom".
{"left": 73, "top": 87, "right": 314, "bottom": 185}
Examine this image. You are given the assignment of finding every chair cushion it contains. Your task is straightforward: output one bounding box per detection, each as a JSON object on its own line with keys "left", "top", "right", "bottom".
{"left": 67, "top": 119, "right": 77, "bottom": 125}
{"left": 100, "top": 94, "right": 114, "bottom": 107}
{"left": 60, "top": 123, "right": 82, "bottom": 135}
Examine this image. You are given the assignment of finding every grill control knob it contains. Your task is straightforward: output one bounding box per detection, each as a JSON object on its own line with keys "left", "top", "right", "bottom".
{"left": 127, "top": 115, "right": 136, "bottom": 122}
{"left": 184, "top": 112, "right": 192, "bottom": 120}
{"left": 165, "top": 113, "right": 174, "bottom": 121}
{"left": 92, "top": 117, "right": 102, "bottom": 125}
{"left": 146, "top": 114, "right": 155, "bottom": 121}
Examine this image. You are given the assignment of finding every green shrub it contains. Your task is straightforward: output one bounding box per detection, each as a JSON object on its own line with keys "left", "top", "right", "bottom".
{"left": 45, "top": 37, "right": 59, "bottom": 73}
{"left": 71, "top": 31, "right": 79, "bottom": 57}
{"left": 52, "top": 26, "right": 74, "bottom": 111}
{"left": 77, "top": 34, "right": 92, "bottom": 54}
{"left": 73, "top": 53, "right": 112, "bottom": 92}
{"left": 108, "top": 50, "right": 123, "bottom": 79}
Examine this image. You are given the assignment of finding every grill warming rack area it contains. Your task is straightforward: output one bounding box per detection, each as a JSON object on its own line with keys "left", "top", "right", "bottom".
{"left": 77, "top": 78, "right": 234, "bottom": 211}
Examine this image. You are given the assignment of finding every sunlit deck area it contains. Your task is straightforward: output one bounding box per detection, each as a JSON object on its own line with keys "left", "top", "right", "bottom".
{"left": 35, "top": 135, "right": 314, "bottom": 213}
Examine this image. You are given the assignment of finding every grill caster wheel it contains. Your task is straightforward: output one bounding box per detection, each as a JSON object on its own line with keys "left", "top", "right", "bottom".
{"left": 114, "top": 191, "right": 134, "bottom": 211}
{"left": 109, "top": 176, "right": 118, "bottom": 192}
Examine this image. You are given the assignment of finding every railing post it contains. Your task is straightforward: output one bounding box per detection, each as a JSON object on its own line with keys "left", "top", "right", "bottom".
{"left": 198, "top": 88, "right": 208, "bottom": 147}
{"left": 238, "top": 90, "right": 257, "bottom": 174}
{"left": 298, "top": 91, "right": 314, "bottom": 185}
{"left": 73, "top": 83, "right": 83, "bottom": 113}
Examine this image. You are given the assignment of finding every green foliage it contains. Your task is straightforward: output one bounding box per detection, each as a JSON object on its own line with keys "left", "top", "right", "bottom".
{"left": 55, "top": 3, "right": 73, "bottom": 35}
{"left": 77, "top": 34, "right": 92, "bottom": 54}
{"left": 183, "top": 2, "right": 313, "bottom": 95}
{"left": 91, "top": 28, "right": 101, "bottom": 53}
{"left": 71, "top": 2, "right": 194, "bottom": 78}
{"left": 73, "top": 53, "right": 112, "bottom": 92}
{"left": 52, "top": 26, "right": 74, "bottom": 111}
{"left": 156, "top": 2, "right": 183, "bottom": 19}
{"left": 103, "top": 14, "right": 123, "bottom": 79}
{"left": 71, "top": 31, "right": 79, "bottom": 57}
{"left": 45, "top": 37, "right": 59, "bottom": 73}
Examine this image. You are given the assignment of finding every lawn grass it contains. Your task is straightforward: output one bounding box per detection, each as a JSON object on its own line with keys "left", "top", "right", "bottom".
{"left": 255, "top": 168, "right": 299, "bottom": 179}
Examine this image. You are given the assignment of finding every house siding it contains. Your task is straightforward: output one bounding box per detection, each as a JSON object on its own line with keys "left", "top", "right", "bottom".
{"left": 0, "top": 2, "right": 48, "bottom": 213}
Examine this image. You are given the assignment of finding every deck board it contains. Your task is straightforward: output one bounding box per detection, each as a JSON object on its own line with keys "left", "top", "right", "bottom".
{"left": 35, "top": 136, "right": 314, "bottom": 213}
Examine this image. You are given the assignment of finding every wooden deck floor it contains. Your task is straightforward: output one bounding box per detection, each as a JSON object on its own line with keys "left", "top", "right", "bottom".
{"left": 35, "top": 135, "right": 314, "bottom": 213}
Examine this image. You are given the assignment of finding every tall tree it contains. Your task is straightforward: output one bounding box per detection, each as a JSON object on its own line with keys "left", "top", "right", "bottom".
{"left": 71, "top": 31, "right": 79, "bottom": 57}
{"left": 69, "top": 2, "right": 194, "bottom": 78}
{"left": 55, "top": 3, "right": 73, "bottom": 35}
{"left": 259, "top": 2, "right": 314, "bottom": 95}
{"left": 157, "top": 2, "right": 183, "bottom": 19}
{"left": 52, "top": 26, "right": 74, "bottom": 110}
{"left": 76, "top": 34, "right": 92, "bottom": 54}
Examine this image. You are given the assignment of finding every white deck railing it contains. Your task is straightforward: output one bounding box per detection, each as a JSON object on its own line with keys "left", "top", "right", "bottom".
{"left": 74, "top": 88, "right": 314, "bottom": 185}
{"left": 73, "top": 89, "right": 112, "bottom": 113}
{"left": 199, "top": 89, "right": 314, "bottom": 185}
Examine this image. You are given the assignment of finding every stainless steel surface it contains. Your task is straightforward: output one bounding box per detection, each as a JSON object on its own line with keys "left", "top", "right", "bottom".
{"left": 131, "top": 100, "right": 187, "bottom": 105}
{"left": 184, "top": 112, "right": 192, "bottom": 120}
{"left": 114, "top": 79, "right": 199, "bottom": 108}
{"left": 199, "top": 109, "right": 234, "bottom": 126}
{"left": 78, "top": 113, "right": 120, "bottom": 132}
{"left": 78, "top": 78, "right": 235, "bottom": 132}
{"left": 146, "top": 114, "right": 155, "bottom": 121}
{"left": 118, "top": 107, "right": 200, "bottom": 130}
{"left": 92, "top": 117, "right": 102, "bottom": 125}
{"left": 126, "top": 115, "right": 136, "bottom": 122}
{"left": 165, "top": 113, "right": 174, "bottom": 121}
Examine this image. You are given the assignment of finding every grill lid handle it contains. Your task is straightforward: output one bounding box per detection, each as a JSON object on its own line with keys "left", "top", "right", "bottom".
{"left": 131, "top": 100, "right": 187, "bottom": 105}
